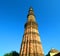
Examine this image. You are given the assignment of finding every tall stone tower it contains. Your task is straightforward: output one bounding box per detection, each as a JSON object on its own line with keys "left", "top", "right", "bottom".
{"left": 19, "top": 7, "right": 44, "bottom": 56}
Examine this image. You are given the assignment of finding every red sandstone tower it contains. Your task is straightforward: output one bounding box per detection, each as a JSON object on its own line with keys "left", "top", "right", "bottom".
{"left": 19, "top": 7, "right": 44, "bottom": 56}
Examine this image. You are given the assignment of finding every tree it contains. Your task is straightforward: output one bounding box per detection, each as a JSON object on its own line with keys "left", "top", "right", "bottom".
{"left": 4, "top": 51, "right": 19, "bottom": 56}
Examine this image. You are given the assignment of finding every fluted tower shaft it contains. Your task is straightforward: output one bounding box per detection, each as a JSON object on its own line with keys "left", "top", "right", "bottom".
{"left": 19, "top": 7, "right": 44, "bottom": 56}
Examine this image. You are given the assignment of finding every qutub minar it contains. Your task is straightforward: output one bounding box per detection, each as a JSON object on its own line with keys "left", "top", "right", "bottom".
{"left": 19, "top": 7, "right": 44, "bottom": 56}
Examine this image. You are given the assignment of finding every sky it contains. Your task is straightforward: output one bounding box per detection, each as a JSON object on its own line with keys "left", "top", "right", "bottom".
{"left": 0, "top": 0, "right": 60, "bottom": 56}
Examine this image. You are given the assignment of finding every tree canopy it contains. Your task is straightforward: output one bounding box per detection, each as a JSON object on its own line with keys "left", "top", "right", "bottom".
{"left": 4, "top": 51, "right": 19, "bottom": 56}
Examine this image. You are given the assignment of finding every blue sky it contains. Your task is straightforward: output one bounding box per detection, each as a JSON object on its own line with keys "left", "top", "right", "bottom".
{"left": 0, "top": 0, "right": 60, "bottom": 56}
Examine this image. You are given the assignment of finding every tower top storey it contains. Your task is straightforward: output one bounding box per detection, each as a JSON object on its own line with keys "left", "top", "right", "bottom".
{"left": 27, "top": 7, "right": 36, "bottom": 22}
{"left": 29, "top": 7, "right": 33, "bottom": 11}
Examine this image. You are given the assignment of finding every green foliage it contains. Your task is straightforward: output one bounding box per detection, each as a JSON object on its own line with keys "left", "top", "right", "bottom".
{"left": 4, "top": 51, "right": 19, "bottom": 56}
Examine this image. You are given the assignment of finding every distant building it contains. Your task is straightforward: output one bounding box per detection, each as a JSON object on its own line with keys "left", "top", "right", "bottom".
{"left": 19, "top": 7, "right": 44, "bottom": 56}
{"left": 54, "top": 53, "right": 60, "bottom": 56}
{"left": 46, "top": 48, "right": 60, "bottom": 56}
